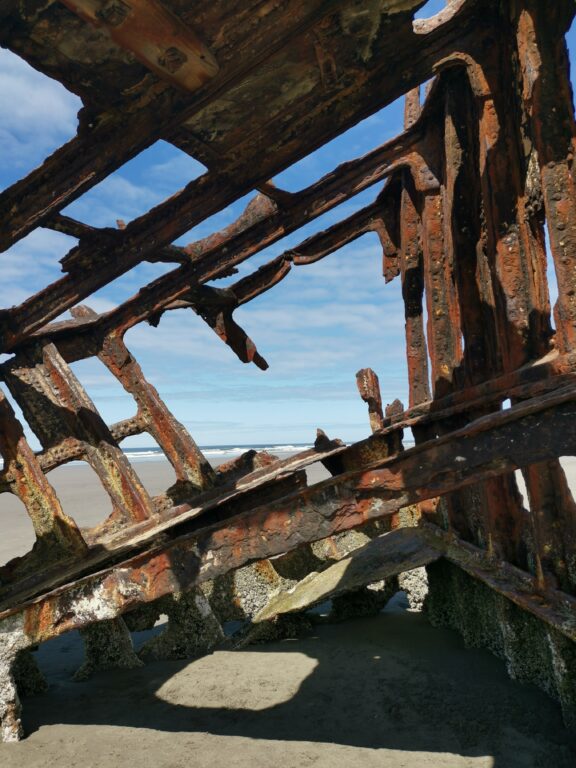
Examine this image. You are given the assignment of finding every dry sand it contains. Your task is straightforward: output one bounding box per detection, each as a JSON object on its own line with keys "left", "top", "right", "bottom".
{"left": 1, "top": 456, "right": 575, "bottom": 766}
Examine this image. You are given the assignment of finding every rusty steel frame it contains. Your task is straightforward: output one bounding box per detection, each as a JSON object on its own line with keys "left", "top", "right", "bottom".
{"left": 0, "top": 0, "right": 576, "bottom": 743}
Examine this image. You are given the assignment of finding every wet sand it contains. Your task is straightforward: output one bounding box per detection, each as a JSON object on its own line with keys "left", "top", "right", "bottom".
{"left": 1, "top": 457, "right": 575, "bottom": 765}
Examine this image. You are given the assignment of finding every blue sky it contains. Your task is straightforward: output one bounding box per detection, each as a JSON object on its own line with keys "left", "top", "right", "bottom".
{"left": 0, "top": 0, "right": 574, "bottom": 450}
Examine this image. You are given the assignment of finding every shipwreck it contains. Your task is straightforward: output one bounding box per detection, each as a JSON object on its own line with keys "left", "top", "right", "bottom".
{"left": 0, "top": 0, "right": 575, "bottom": 742}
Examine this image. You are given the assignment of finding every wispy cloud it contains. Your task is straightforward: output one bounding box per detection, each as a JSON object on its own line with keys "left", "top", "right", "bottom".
{"left": 0, "top": 47, "right": 414, "bottom": 445}
{"left": 0, "top": 228, "right": 75, "bottom": 307}
{"left": 148, "top": 151, "right": 206, "bottom": 185}
{"left": 64, "top": 174, "right": 161, "bottom": 228}
{"left": 64, "top": 141, "right": 207, "bottom": 228}
{"left": 0, "top": 49, "right": 81, "bottom": 187}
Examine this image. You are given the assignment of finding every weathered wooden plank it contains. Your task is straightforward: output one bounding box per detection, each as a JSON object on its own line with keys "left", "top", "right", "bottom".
{"left": 254, "top": 528, "right": 441, "bottom": 622}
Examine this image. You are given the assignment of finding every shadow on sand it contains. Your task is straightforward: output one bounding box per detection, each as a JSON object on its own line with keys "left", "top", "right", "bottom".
{"left": 8, "top": 605, "right": 576, "bottom": 768}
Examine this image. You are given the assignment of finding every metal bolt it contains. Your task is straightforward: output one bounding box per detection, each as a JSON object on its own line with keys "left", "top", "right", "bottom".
{"left": 158, "top": 47, "right": 188, "bottom": 74}
{"left": 97, "top": 0, "right": 131, "bottom": 26}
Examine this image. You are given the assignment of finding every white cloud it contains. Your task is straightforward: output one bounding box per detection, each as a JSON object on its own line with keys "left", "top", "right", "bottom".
{"left": 0, "top": 49, "right": 81, "bottom": 183}
{"left": 63, "top": 174, "right": 161, "bottom": 227}
{"left": 63, "top": 145, "right": 209, "bottom": 228}
{"left": 148, "top": 152, "right": 206, "bottom": 185}
{"left": 0, "top": 228, "right": 75, "bottom": 308}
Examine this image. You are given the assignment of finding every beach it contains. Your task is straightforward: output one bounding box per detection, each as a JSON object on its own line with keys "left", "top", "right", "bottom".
{"left": 1, "top": 455, "right": 575, "bottom": 765}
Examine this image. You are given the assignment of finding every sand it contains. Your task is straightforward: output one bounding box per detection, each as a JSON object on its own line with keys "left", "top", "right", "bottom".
{"left": 0, "top": 602, "right": 575, "bottom": 766}
{"left": 1, "top": 456, "right": 576, "bottom": 765}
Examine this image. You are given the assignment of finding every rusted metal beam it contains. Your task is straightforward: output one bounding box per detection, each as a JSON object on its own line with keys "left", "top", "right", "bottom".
{"left": 507, "top": 0, "right": 576, "bottom": 592}
{"left": 0, "top": 0, "right": 460, "bottom": 262}
{"left": 0, "top": 0, "right": 359, "bottom": 252}
{"left": 290, "top": 196, "right": 391, "bottom": 266}
{"left": 26, "top": 193, "right": 399, "bottom": 360}
{"left": 419, "top": 187, "right": 463, "bottom": 398}
{"left": 2, "top": 350, "right": 572, "bottom": 516}
{"left": 387, "top": 352, "right": 576, "bottom": 430}
{"left": 515, "top": 0, "right": 576, "bottom": 354}
{"left": 24, "top": 256, "right": 291, "bottom": 369}
{"left": 0, "top": 17, "right": 492, "bottom": 353}
{"left": 400, "top": 90, "right": 431, "bottom": 410}
{"left": 46, "top": 214, "right": 190, "bottom": 265}
{"left": 0, "top": 392, "right": 87, "bottom": 568}
{"left": 1, "top": 344, "right": 156, "bottom": 531}
{"left": 0, "top": 122, "right": 423, "bottom": 351}
{"left": 148, "top": 256, "right": 293, "bottom": 370}
{"left": 0, "top": 0, "right": 575, "bottom": 746}
{"left": 356, "top": 368, "right": 385, "bottom": 433}
{"left": 441, "top": 68, "right": 498, "bottom": 386}
{"left": 59, "top": 0, "right": 219, "bottom": 92}
{"left": 2, "top": 385, "right": 574, "bottom": 639}
{"left": 71, "top": 305, "right": 216, "bottom": 497}
{"left": 521, "top": 459, "right": 576, "bottom": 592}
{"left": 465, "top": 33, "right": 553, "bottom": 372}
{"left": 1, "top": 383, "right": 573, "bottom": 614}
{"left": 0, "top": 415, "right": 147, "bottom": 496}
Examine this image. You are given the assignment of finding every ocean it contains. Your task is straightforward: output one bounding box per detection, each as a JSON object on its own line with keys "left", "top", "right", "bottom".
{"left": 1, "top": 440, "right": 420, "bottom": 470}
{"left": 123, "top": 443, "right": 315, "bottom": 463}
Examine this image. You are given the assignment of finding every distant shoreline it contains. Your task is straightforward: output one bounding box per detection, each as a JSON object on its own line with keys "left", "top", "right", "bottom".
{"left": 123, "top": 443, "right": 316, "bottom": 462}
